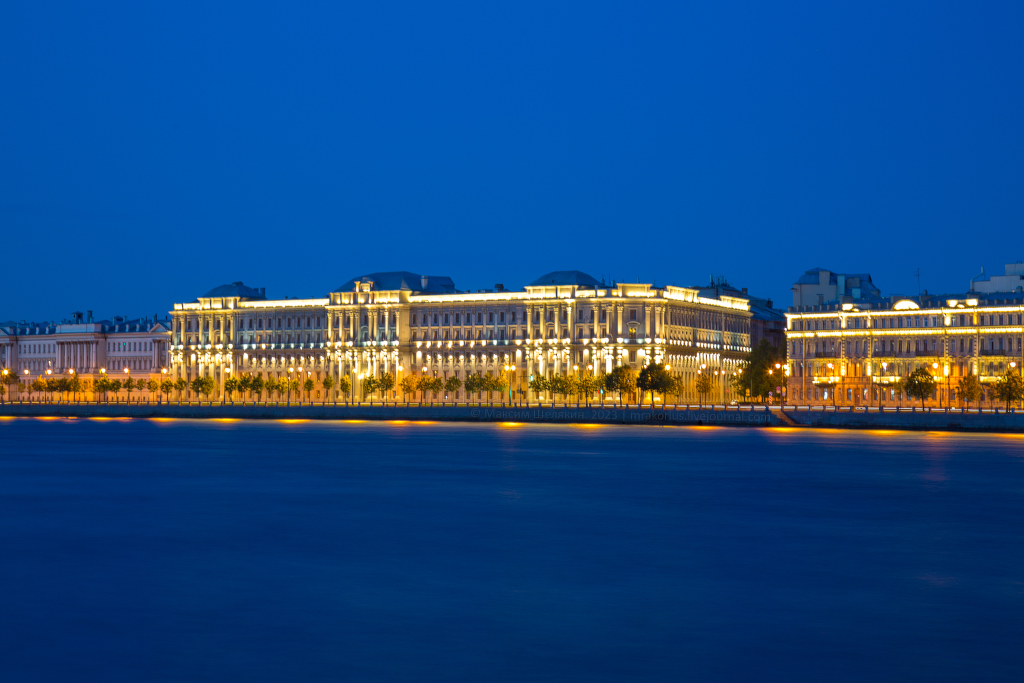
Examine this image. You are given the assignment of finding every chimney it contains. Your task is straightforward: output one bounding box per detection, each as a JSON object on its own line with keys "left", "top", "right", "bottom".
{"left": 87, "top": 310, "right": 93, "bottom": 323}
{"left": 741, "top": 287, "right": 747, "bottom": 294}
{"left": 259, "top": 287, "right": 265, "bottom": 297}
{"left": 495, "top": 283, "right": 504, "bottom": 291}
{"left": 421, "top": 275, "right": 429, "bottom": 289}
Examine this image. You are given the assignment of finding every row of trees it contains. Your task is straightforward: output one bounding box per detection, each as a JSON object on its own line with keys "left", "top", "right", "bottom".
{"left": 893, "top": 368, "right": 1024, "bottom": 410}
{"left": 1, "top": 375, "right": 182, "bottom": 403}
{"left": 0, "top": 363, "right": 721, "bottom": 407}
{"left": 823, "top": 367, "right": 1024, "bottom": 410}
{"left": 222, "top": 373, "right": 351, "bottom": 403}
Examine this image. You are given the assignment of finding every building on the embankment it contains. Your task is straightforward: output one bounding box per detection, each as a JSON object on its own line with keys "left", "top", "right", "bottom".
{"left": 167, "top": 271, "right": 756, "bottom": 404}
{"left": 0, "top": 312, "right": 172, "bottom": 401}
{"left": 786, "top": 285, "right": 1024, "bottom": 409}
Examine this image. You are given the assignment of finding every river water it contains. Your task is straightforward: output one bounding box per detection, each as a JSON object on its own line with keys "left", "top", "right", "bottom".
{"left": 0, "top": 418, "right": 1022, "bottom": 681}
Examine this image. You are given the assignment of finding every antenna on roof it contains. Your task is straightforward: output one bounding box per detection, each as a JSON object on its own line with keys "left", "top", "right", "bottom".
{"left": 914, "top": 268, "right": 921, "bottom": 296}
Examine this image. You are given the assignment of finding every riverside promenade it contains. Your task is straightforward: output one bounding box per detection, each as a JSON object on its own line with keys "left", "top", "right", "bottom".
{"left": 2, "top": 401, "right": 1024, "bottom": 432}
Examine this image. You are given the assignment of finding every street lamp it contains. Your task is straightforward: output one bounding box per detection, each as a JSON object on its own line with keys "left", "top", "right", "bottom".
{"left": 878, "top": 362, "right": 888, "bottom": 408}
{"left": 503, "top": 363, "right": 516, "bottom": 405}
{"left": 774, "top": 362, "right": 785, "bottom": 407}
{"left": 826, "top": 363, "right": 836, "bottom": 406}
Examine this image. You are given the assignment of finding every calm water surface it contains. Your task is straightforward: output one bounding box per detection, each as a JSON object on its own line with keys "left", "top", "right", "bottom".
{"left": 1, "top": 418, "right": 1022, "bottom": 681}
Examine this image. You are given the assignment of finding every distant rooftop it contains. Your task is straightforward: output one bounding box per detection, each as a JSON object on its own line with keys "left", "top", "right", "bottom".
{"left": 200, "top": 282, "right": 266, "bottom": 300}
{"left": 333, "top": 271, "right": 456, "bottom": 294}
{"left": 528, "top": 270, "right": 601, "bottom": 287}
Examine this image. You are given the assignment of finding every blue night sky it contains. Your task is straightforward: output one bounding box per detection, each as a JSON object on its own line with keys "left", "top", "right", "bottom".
{"left": 2, "top": 2, "right": 1023, "bottom": 322}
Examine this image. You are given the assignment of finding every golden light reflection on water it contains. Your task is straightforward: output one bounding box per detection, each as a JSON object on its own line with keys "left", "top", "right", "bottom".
{"left": 278, "top": 419, "right": 309, "bottom": 424}
{"left": 572, "top": 423, "right": 603, "bottom": 429}
{"left": 88, "top": 417, "right": 114, "bottom": 422}
{"left": 389, "top": 420, "right": 409, "bottom": 425}
{"left": 149, "top": 418, "right": 175, "bottom": 422}
{"left": 212, "top": 418, "right": 239, "bottom": 423}
{"left": 500, "top": 422, "right": 522, "bottom": 428}
{"left": 413, "top": 421, "right": 436, "bottom": 425}
{"left": 0, "top": 415, "right": 16, "bottom": 421}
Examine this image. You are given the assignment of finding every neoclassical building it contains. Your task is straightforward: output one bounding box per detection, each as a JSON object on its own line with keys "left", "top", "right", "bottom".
{"left": 0, "top": 311, "right": 173, "bottom": 398}
{"left": 786, "top": 292, "right": 1024, "bottom": 406}
{"left": 169, "top": 271, "right": 753, "bottom": 403}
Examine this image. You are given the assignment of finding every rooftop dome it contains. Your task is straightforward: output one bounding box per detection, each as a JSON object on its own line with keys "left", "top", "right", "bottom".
{"left": 201, "top": 282, "right": 266, "bottom": 299}
{"left": 528, "top": 270, "right": 601, "bottom": 287}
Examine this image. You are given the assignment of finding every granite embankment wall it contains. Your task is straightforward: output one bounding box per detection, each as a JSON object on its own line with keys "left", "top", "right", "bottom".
{"left": 782, "top": 406, "right": 1024, "bottom": 432}
{"left": 2, "top": 402, "right": 1024, "bottom": 432}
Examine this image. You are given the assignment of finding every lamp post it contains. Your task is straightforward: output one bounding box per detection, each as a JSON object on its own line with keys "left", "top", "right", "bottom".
{"left": 504, "top": 363, "right": 516, "bottom": 405}
{"left": 1, "top": 368, "right": 7, "bottom": 404}
{"left": 775, "top": 362, "right": 786, "bottom": 407}
{"left": 879, "top": 362, "right": 888, "bottom": 409}
{"left": 587, "top": 363, "right": 594, "bottom": 406}
{"left": 827, "top": 363, "right": 836, "bottom": 407}
{"left": 1012, "top": 361, "right": 1020, "bottom": 411}
{"left": 699, "top": 363, "right": 707, "bottom": 406}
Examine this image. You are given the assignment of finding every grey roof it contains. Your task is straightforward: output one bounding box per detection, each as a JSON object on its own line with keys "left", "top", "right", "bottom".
{"left": 201, "top": 282, "right": 265, "bottom": 300}
{"left": 794, "top": 267, "right": 828, "bottom": 285}
{"left": 333, "top": 271, "right": 456, "bottom": 294}
{"left": 795, "top": 268, "right": 875, "bottom": 286}
{"left": 529, "top": 270, "right": 601, "bottom": 287}
{"left": 749, "top": 302, "right": 785, "bottom": 322}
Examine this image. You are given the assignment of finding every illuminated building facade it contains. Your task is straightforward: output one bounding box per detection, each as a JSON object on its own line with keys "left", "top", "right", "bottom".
{"left": 786, "top": 292, "right": 1024, "bottom": 407}
{"left": 168, "top": 271, "right": 753, "bottom": 403}
{"left": 0, "top": 312, "right": 172, "bottom": 398}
